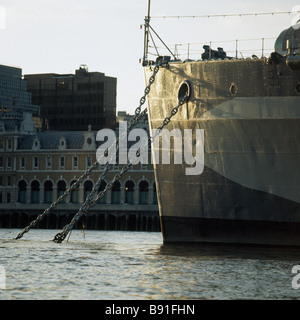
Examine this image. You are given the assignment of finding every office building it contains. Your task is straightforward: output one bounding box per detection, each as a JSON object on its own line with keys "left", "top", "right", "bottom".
{"left": 25, "top": 65, "right": 117, "bottom": 131}
{"left": 0, "top": 64, "right": 40, "bottom": 128}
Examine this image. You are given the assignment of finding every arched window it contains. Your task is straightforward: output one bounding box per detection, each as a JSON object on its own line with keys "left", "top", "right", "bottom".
{"left": 44, "top": 180, "right": 53, "bottom": 204}
{"left": 57, "top": 180, "right": 66, "bottom": 203}
{"left": 70, "top": 180, "right": 80, "bottom": 204}
{"left": 84, "top": 180, "right": 93, "bottom": 200}
{"left": 153, "top": 182, "right": 158, "bottom": 205}
{"left": 97, "top": 180, "right": 107, "bottom": 204}
{"left": 31, "top": 180, "right": 40, "bottom": 204}
{"left": 125, "top": 180, "right": 135, "bottom": 204}
{"left": 18, "top": 180, "right": 27, "bottom": 203}
{"left": 139, "top": 180, "right": 149, "bottom": 205}
{"left": 111, "top": 181, "right": 121, "bottom": 204}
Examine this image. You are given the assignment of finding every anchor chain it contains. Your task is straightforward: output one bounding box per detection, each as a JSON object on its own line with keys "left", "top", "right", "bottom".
{"left": 53, "top": 108, "right": 149, "bottom": 243}
{"left": 14, "top": 164, "right": 98, "bottom": 240}
{"left": 15, "top": 62, "right": 161, "bottom": 241}
{"left": 53, "top": 92, "right": 189, "bottom": 243}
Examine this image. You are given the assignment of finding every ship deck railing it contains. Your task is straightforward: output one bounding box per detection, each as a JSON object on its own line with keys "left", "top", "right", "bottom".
{"left": 148, "top": 37, "right": 276, "bottom": 61}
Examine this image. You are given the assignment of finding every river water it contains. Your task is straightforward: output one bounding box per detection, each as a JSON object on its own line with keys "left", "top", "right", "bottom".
{"left": 0, "top": 228, "right": 300, "bottom": 300}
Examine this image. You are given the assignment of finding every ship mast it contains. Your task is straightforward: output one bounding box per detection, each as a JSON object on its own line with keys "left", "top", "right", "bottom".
{"left": 142, "top": 0, "right": 151, "bottom": 66}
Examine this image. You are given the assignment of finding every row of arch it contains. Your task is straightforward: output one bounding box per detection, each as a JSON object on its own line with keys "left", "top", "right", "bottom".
{"left": 17, "top": 179, "right": 158, "bottom": 205}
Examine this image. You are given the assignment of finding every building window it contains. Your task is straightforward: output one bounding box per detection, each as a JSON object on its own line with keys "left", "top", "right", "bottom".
{"left": 7, "top": 157, "right": 12, "bottom": 169}
{"left": 70, "top": 180, "right": 80, "bottom": 204}
{"left": 59, "top": 156, "right": 65, "bottom": 169}
{"left": 0, "top": 138, "right": 3, "bottom": 150}
{"left": 84, "top": 180, "right": 93, "bottom": 200}
{"left": 0, "top": 192, "right": 2, "bottom": 203}
{"left": 111, "top": 181, "right": 121, "bottom": 204}
{"left": 44, "top": 180, "right": 53, "bottom": 204}
{"left": 33, "top": 156, "right": 39, "bottom": 170}
{"left": 57, "top": 180, "right": 66, "bottom": 203}
{"left": 0, "top": 176, "right": 2, "bottom": 186}
{"left": 139, "top": 180, "right": 149, "bottom": 205}
{"left": 7, "top": 176, "right": 11, "bottom": 186}
{"left": 0, "top": 157, "right": 3, "bottom": 169}
{"left": 7, "top": 192, "right": 11, "bottom": 203}
{"left": 46, "top": 155, "right": 52, "bottom": 170}
{"left": 86, "top": 156, "right": 92, "bottom": 169}
{"left": 31, "top": 180, "right": 40, "bottom": 204}
{"left": 125, "top": 180, "right": 135, "bottom": 204}
{"left": 97, "top": 180, "right": 107, "bottom": 204}
{"left": 72, "top": 156, "right": 78, "bottom": 170}
{"left": 18, "top": 180, "right": 27, "bottom": 203}
{"left": 7, "top": 139, "right": 12, "bottom": 150}
{"left": 20, "top": 156, "right": 25, "bottom": 170}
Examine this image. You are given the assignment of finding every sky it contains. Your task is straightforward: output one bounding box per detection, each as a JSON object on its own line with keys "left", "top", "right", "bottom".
{"left": 0, "top": 0, "right": 299, "bottom": 114}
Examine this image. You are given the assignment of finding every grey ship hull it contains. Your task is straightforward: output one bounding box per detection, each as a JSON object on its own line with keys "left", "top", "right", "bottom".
{"left": 145, "top": 57, "right": 300, "bottom": 246}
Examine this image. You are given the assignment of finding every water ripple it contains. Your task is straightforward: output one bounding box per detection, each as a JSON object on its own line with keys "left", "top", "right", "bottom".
{"left": 0, "top": 229, "right": 300, "bottom": 299}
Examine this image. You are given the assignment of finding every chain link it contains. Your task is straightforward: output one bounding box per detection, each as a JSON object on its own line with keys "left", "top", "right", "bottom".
{"left": 15, "top": 61, "right": 162, "bottom": 241}
{"left": 53, "top": 91, "right": 189, "bottom": 243}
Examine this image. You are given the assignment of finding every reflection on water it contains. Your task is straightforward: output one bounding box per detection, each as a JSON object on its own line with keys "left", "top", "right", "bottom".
{"left": 0, "top": 229, "right": 300, "bottom": 300}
